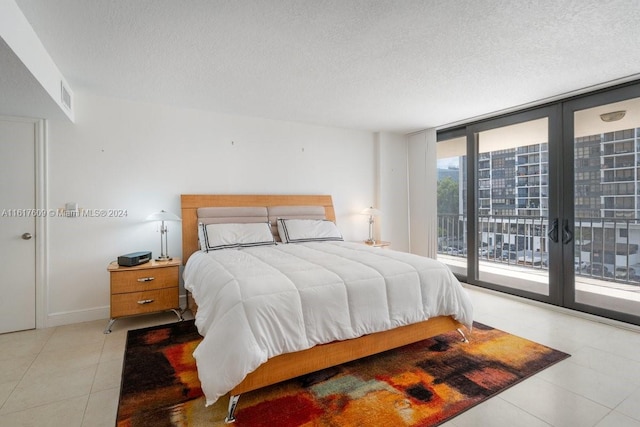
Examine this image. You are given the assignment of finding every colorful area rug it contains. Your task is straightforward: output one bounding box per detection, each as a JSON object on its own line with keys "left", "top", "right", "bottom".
{"left": 117, "top": 320, "right": 569, "bottom": 426}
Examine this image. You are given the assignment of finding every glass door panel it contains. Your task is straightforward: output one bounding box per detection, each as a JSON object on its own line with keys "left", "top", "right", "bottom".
{"left": 476, "top": 118, "right": 551, "bottom": 296}
{"left": 437, "top": 136, "right": 467, "bottom": 277}
{"left": 437, "top": 81, "right": 640, "bottom": 325}
{"left": 570, "top": 95, "right": 640, "bottom": 321}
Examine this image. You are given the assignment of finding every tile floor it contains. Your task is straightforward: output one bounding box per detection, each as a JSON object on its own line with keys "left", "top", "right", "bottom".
{"left": 0, "top": 286, "right": 639, "bottom": 427}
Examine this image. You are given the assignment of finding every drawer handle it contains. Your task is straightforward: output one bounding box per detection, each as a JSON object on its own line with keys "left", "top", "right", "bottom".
{"left": 137, "top": 299, "right": 155, "bottom": 305}
{"left": 137, "top": 277, "right": 155, "bottom": 282}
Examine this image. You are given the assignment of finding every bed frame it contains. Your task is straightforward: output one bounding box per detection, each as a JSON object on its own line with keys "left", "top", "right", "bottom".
{"left": 181, "top": 194, "right": 467, "bottom": 423}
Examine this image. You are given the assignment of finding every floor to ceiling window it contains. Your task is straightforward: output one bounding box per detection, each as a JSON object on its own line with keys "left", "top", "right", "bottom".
{"left": 474, "top": 117, "right": 552, "bottom": 298}
{"left": 563, "top": 87, "right": 640, "bottom": 323}
{"left": 437, "top": 80, "right": 640, "bottom": 326}
{"left": 436, "top": 134, "right": 467, "bottom": 277}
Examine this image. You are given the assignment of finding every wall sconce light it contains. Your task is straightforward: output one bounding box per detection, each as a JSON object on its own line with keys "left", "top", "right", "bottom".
{"left": 146, "top": 210, "right": 181, "bottom": 261}
{"left": 361, "top": 206, "right": 381, "bottom": 244}
{"left": 600, "top": 110, "right": 626, "bottom": 122}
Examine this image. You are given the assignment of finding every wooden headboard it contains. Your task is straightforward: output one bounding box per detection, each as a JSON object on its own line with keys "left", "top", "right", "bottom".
{"left": 180, "top": 194, "right": 336, "bottom": 264}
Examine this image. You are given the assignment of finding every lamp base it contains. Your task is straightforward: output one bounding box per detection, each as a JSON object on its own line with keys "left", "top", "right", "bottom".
{"left": 364, "top": 239, "right": 376, "bottom": 245}
{"left": 156, "top": 255, "right": 173, "bottom": 261}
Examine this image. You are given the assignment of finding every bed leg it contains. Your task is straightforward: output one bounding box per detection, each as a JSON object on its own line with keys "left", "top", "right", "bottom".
{"left": 171, "top": 308, "right": 184, "bottom": 321}
{"left": 457, "top": 328, "right": 469, "bottom": 343}
{"left": 224, "top": 394, "right": 240, "bottom": 423}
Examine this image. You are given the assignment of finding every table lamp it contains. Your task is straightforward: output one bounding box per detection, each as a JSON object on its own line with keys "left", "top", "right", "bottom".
{"left": 146, "top": 210, "right": 181, "bottom": 261}
{"left": 361, "top": 206, "right": 381, "bottom": 244}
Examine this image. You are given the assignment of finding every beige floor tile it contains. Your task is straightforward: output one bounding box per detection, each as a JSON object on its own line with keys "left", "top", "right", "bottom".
{"left": 536, "top": 361, "right": 638, "bottom": 409}
{"left": 41, "top": 321, "right": 106, "bottom": 353}
{"left": 0, "top": 328, "right": 55, "bottom": 362}
{"left": 0, "top": 365, "right": 96, "bottom": 415}
{"left": 593, "top": 329, "right": 640, "bottom": 364}
{"left": 596, "top": 411, "right": 640, "bottom": 427}
{"left": 25, "top": 343, "right": 102, "bottom": 380}
{"left": 0, "top": 327, "right": 55, "bottom": 348}
{"left": 99, "top": 330, "right": 128, "bottom": 363}
{"left": 617, "top": 387, "right": 640, "bottom": 423}
{"left": 0, "top": 395, "right": 87, "bottom": 427}
{"left": 570, "top": 346, "right": 640, "bottom": 386}
{"left": 453, "top": 396, "right": 550, "bottom": 427}
{"left": 0, "top": 355, "right": 36, "bottom": 384}
{"left": 500, "top": 376, "right": 610, "bottom": 426}
{"left": 0, "top": 380, "right": 18, "bottom": 408}
{"left": 82, "top": 387, "right": 119, "bottom": 427}
{"left": 92, "top": 358, "right": 122, "bottom": 393}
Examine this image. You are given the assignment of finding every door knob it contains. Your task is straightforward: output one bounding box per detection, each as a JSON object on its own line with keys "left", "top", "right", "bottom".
{"left": 547, "top": 218, "right": 558, "bottom": 243}
{"left": 21, "top": 233, "right": 32, "bottom": 240}
{"left": 562, "top": 219, "right": 573, "bottom": 245}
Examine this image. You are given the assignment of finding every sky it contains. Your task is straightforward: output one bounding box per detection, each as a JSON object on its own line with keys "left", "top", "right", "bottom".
{"left": 437, "top": 157, "right": 460, "bottom": 169}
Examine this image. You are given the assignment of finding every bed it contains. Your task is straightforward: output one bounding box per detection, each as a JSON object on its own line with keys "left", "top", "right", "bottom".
{"left": 181, "top": 194, "right": 473, "bottom": 423}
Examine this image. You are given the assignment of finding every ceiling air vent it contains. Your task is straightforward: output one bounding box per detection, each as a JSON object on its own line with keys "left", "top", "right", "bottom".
{"left": 60, "top": 81, "right": 72, "bottom": 111}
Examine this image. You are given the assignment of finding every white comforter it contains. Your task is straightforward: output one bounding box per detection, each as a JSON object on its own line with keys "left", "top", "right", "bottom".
{"left": 183, "top": 241, "right": 473, "bottom": 406}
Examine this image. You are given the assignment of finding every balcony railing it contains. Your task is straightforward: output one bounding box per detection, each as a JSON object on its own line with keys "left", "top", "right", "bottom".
{"left": 437, "top": 214, "right": 640, "bottom": 283}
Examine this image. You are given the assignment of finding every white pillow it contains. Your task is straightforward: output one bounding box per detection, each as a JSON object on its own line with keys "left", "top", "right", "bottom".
{"left": 199, "top": 222, "right": 275, "bottom": 252}
{"left": 277, "top": 218, "right": 343, "bottom": 243}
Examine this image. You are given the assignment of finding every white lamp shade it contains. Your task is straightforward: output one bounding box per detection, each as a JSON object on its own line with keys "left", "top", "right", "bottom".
{"left": 146, "top": 210, "right": 181, "bottom": 222}
{"left": 361, "top": 207, "right": 382, "bottom": 216}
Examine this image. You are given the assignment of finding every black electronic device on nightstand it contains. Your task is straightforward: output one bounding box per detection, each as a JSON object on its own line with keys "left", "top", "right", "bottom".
{"left": 117, "top": 251, "right": 152, "bottom": 267}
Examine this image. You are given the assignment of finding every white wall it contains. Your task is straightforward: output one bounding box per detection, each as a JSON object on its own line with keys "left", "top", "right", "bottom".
{"left": 376, "top": 132, "right": 409, "bottom": 251}
{"left": 43, "top": 92, "right": 405, "bottom": 326}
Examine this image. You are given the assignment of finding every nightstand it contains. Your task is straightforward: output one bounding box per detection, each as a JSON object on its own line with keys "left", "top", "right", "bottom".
{"left": 104, "top": 258, "right": 183, "bottom": 333}
{"left": 364, "top": 241, "right": 391, "bottom": 248}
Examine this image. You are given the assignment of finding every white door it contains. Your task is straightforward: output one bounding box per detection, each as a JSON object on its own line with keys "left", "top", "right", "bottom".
{"left": 0, "top": 118, "right": 36, "bottom": 333}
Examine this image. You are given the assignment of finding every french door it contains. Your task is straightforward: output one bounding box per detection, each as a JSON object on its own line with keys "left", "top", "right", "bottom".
{"left": 562, "top": 83, "right": 640, "bottom": 324}
{"left": 437, "top": 80, "right": 640, "bottom": 326}
{"left": 467, "top": 106, "right": 563, "bottom": 305}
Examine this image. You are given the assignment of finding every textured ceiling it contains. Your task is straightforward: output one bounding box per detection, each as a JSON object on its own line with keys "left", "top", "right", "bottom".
{"left": 9, "top": 0, "right": 640, "bottom": 132}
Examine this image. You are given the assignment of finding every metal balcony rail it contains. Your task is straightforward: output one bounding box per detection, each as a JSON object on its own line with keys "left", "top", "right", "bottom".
{"left": 437, "top": 214, "right": 640, "bottom": 284}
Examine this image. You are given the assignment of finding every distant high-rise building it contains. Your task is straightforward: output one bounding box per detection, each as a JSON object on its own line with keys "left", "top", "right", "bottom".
{"left": 453, "top": 128, "right": 640, "bottom": 220}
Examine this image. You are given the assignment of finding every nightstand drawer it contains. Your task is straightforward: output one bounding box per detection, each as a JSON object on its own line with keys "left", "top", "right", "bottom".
{"left": 110, "top": 265, "right": 179, "bottom": 294}
{"left": 110, "top": 287, "right": 179, "bottom": 317}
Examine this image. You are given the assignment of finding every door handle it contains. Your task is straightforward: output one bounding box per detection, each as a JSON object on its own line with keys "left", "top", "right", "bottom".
{"left": 21, "top": 232, "right": 32, "bottom": 240}
{"left": 547, "top": 219, "right": 558, "bottom": 243}
{"left": 562, "top": 219, "right": 573, "bottom": 245}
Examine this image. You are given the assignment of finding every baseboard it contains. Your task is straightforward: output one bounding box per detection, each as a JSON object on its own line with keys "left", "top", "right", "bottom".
{"left": 46, "top": 306, "right": 110, "bottom": 328}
